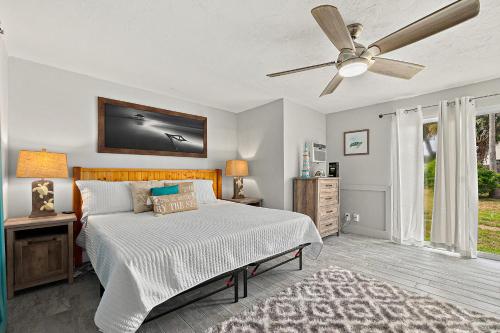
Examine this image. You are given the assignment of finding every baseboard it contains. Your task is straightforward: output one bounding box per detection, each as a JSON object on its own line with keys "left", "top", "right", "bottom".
{"left": 342, "top": 224, "right": 390, "bottom": 240}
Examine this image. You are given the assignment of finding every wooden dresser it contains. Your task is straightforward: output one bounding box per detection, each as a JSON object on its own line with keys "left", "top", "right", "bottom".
{"left": 293, "top": 177, "right": 340, "bottom": 237}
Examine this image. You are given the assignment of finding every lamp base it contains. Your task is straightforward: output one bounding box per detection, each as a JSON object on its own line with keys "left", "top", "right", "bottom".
{"left": 232, "top": 177, "right": 245, "bottom": 199}
{"left": 29, "top": 179, "right": 57, "bottom": 218}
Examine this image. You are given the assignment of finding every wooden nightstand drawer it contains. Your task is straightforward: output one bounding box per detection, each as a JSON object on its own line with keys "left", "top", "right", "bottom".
{"left": 15, "top": 234, "right": 68, "bottom": 290}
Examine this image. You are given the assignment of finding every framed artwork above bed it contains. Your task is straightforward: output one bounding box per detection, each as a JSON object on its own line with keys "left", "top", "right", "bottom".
{"left": 98, "top": 97, "right": 207, "bottom": 158}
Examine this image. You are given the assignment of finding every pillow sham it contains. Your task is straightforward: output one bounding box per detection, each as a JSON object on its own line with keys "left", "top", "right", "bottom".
{"left": 76, "top": 180, "right": 134, "bottom": 218}
{"left": 151, "top": 192, "right": 198, "bottom": 215}
{"left": 151, "top": 185, "right": 179, "bottom": 196}
{"left": 130, "top": 181, "right": 165, "bottom": 213}
{"left": 163, "top": 179, "right": 216, "bottom": 204}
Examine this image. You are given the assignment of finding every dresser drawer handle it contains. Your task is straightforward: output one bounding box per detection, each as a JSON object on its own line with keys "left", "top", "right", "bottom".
{"left": 325, "top": 184, "right": 333, "bottom": 187}
{"left": 326, "top": 210, "right": 334, "bottom": 213}
{"left": 324, "top": 197, "right": 333, "bottom": 200}
{"left": 325, "top": 223, "right": 333, "bottom": 227}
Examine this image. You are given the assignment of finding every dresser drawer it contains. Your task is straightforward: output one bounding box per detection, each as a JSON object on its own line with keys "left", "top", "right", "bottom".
{"left": 320, "top": 217, "right": 338, "bottom": 229}
{"left": 320, "top": 219, "right": 338, "bottom": 237}
{"left": 318, "top": 205, "right": 339, "bottom": 220}
{"left": 318, "top": 179, "right": 338, "bottom": 190}
{"left": 319, "top": 192, "right": 338, "bottom": 206}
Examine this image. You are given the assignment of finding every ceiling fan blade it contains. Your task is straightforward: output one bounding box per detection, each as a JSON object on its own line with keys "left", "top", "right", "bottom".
{"left": 369, "top": 57, "right": 425, "bottom": 79}
{"left": 311, "top": 5, "right": 355, "bottom": 52}
{"left": 320, "top": 74, "right": 343, "bottom": 97}
{"left": 368, "top": 0, "right": 480, "bottom": 56}
{"left": 266, "top": 61, "right": 336, "bottom": 77}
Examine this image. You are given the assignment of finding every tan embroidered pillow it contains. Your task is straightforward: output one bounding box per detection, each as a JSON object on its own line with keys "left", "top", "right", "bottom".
{"left": 163, "top": 181, "right": 194, "bottom": 193}
{"left": 151, "top": 192, "right": 198, "bottom": 215}
{"left": 130, "top": 181, "right": 164, "bottom": 213}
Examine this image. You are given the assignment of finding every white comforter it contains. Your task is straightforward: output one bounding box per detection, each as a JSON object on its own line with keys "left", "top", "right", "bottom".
{"left": 83, "top": 200, "right": 323, "bottom": 333}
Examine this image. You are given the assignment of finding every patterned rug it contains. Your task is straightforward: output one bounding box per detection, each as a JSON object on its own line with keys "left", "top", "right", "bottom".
{"left": 207, "top": 267, "right": 500, "bottom": 333}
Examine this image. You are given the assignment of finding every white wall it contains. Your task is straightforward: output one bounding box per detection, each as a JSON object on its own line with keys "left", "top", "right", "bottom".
{"left": 283, "top": 100, "right": 326, "bottom": 211}
{"left": 7, "top": 58, "right": 238, "bottom": 217}
{"left": 0, "top": 38, "right": 7, "bottom": 218}
{"left": 326, "top": 77, "right": 500, "bottom": 239}
{"left": 237, "top": 99, "right": 284, "bottom": 209}
{"left": 237, "top": 99, "right": 326, "bottom": 210}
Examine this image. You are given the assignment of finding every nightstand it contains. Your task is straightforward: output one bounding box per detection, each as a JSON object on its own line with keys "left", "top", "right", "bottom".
{"left": 223, "top": 197, "right": 263, "bottom": 207}
{"left": 4, "top": 213, "right": 76, "bottom": 299}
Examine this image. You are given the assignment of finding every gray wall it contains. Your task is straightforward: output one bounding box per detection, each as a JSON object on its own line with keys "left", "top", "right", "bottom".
{"left": 237, "top": 99, "right": 284, "bottom": 209}
{"left": 326, "top": 77, "right": 500, "bottom": 239}
{"left": 283, "top": 100, "right": 326, "bottom": 211}
{"left": 237, "top": 99, "right": 326, "bottom": 210}
{"left": 7, "top": 58, "right": 238, "bottom": 217}
{"left": 0, "top": 39, "right": 7, "bottom": 217}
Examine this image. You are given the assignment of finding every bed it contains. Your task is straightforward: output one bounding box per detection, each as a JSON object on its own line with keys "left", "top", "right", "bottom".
{"left": 73, "top": 167, "right": 323, "bottom": 333}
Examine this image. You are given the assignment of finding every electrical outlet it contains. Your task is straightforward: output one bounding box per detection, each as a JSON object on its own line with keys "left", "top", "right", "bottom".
{"left": 344, "top": 213, "right": 351, "bottom": 222}
{"left": 353, "top": 213, "right": 360, "bottom": 223}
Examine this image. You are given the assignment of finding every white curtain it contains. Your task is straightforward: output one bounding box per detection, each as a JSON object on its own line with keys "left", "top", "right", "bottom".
{"left": 391, "top": 107, "right": 424, "bottom": 245}
{"left": 431, "top": 97, "right": 478, "bottom": 258}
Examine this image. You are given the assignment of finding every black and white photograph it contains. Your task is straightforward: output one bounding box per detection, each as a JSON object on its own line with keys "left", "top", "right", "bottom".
{"left": 98, "top": 97, "right": 207, "bottom": 157}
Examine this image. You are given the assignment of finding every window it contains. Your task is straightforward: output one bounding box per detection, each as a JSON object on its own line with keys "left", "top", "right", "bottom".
{"left": 475, "top": 113, "right": 499, "bottom": 255}
{"left": 423, "top": 121, "right": 437, "bottom": 241}
{"left": 423, "top": 113, "right": 500, "bottom": 255}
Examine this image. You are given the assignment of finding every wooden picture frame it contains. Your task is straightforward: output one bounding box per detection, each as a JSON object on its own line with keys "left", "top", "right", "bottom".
{"left": 344, "top": 129, "right": 369, "bottom": 156}
{"left": 98, "top": 97, "right": 207, "bottom": 158}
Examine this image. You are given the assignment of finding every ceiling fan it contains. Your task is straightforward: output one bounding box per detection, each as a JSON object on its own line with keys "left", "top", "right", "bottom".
{"left": 266, "top": 0, "right": 480, "bottom": 97}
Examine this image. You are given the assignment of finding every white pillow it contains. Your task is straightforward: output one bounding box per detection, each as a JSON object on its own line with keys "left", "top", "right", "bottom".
{"left": 76, "top": 180, "right": 134, "bottom": 218}
{"left": 163, "top": 179, "right": 217, "bottom": 204}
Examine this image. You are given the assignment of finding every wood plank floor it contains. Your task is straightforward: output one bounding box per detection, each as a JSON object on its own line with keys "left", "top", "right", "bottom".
{"left": 7, "top": 233, "right": 500, "bottom": 332}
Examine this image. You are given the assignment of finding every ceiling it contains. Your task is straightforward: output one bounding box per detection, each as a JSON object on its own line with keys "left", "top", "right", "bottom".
{"left": 1, "top": 0, "right": 500, "bottom": 113}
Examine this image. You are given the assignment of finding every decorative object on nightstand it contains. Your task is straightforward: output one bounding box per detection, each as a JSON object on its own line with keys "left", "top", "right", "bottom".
{"left": 223, "top": 197, "right": 262, "bottom": 207}
{"left": 293, "top": 177, "right": 340, "bottom": 238}
{"left": 4, "top": 213, "right": 76, "bottom": 299}
{"left": 225, "top": 160, "right": 248, "bottom": 199}
{"left": 16, "top": 149, "right": 68, "bottom": 218}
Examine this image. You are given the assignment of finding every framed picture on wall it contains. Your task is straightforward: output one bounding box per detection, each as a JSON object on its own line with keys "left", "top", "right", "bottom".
{"left": 98, "top": 97, "right": 207, "bottom": 158}
{"left": 344, "top": 129, "right": 369, "bottom": 156}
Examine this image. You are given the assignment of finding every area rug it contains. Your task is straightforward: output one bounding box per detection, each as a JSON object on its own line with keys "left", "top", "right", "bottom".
{"left": 206, "top": 266, "right": 500, "bottom": 333}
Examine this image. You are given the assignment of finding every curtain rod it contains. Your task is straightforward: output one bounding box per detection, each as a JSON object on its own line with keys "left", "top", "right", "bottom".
{"left": 378, "top": 92, "right": 500, "bottom": 118}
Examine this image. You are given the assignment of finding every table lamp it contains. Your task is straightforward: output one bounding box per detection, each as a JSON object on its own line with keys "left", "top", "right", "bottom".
{"left": 225, "top": 160, "right": 248, "bottom": 199}
{"left": 16, "top": 149, "right": 68, "bottom": 218}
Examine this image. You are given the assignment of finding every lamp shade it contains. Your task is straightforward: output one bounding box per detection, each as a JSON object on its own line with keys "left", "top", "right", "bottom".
{"left": 225, "top": 160, "right": 248, "bottom": 177}
{"left": 16, "top": 149, "right": 68, "bottom": 179}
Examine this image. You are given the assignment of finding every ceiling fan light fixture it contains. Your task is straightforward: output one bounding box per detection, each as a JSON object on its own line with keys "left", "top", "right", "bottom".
{"left": 338, "top": 58, "right": 369, "bottom": 77}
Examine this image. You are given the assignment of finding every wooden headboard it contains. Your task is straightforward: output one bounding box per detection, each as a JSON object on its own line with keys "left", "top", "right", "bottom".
{"left": 72, "top": 167, "right": 223, "bottom": 220}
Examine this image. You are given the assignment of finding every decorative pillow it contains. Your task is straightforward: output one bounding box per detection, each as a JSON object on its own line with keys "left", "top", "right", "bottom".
{"left": 151, "top": 185, "right": 179, "bottom": 196}
{"left": 76, "top": 181, "right": 134, "bottom": 218}
{"left": 151, "top": 192, "right": 198, "bottom": 215}
{"left": 163, "top": 179, "right": 216, "bottom": 204}
{"left": 130, "top": 181, "right": 164, "bottom": 213}
{"left": 163, "top": 182, "right": 194, "bottom": 194}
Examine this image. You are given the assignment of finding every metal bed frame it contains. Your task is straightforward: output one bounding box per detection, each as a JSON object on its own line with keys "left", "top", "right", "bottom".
{"left": 98, "top": 243, "right": 310, "bottom": 324}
